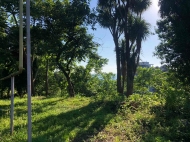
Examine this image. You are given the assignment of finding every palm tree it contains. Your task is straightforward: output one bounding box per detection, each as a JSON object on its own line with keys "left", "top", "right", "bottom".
{"left": 126, "top": 16, "right": 150, "bottom": 96}
{"left": 131, "top": 0, "right": 151, "bottom": 17}
{"left": 97, "top": 0, "right": 151, "bottom": 96}
{"left": 117, "top": 0, "right": 151, "bottom": 96}
{"left": 97, "top": 0, "right": 124, "bottom": 93}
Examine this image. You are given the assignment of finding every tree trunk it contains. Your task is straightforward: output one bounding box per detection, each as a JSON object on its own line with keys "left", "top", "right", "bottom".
{"left": 45, "top": 59, "right": 49, "bottom": 97}
{"left": 7, "top": 88, "right": 10, "bottom": 98}
{"left": 0, "top": 90, "right": 3, "bottom": 99}
{"left": 116, "top": 47, "right": 122, "bottom": 93}
{"left": 31, "top": 72, "right": 35, "bottom": 96}
{"left": 57, "top": 61, "right": 75, "bottom": 97}
{"left": 123, "top": 1, "right": 131, "bottom": 96}
{"left": 62, "top": 71, "right": 75, "bottom": 97}
{"left": 0, "top": 81, "right": 4, "bottom": 99}
{"left": 127, "top": 38, "right": 141, "bottom": 96}
{"left": 31, "top": 56, "right": 35, "bottom": 96}
{"left": 114, "top": 37, "right": 122, "bottom": 94}
{"left": 121, "top": 45, "right": 126, "bottom": 93}
{"left": 66, "top": 76, "right": 75, "bottom": 97}
{"left": 126, "top": 63, "right": 134, "bottom": 96}
{"left": 31, "top": 57, "right": 40, "bottom": 96}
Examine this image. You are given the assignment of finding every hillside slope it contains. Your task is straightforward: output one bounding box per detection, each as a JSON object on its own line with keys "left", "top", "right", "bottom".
{"left": 0, "top": 94, "right": 189, "bottom": 142}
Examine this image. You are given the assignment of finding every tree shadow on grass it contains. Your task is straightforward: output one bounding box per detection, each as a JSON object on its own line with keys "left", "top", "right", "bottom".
{"left": 1, "top": 97, "right": 66, "bottom": 118}
{"left": 0, "top": 106, "right": 10, "bottom": 118}
{"left": 32, "top": 100, "right": 119, "bottom": 142}
{"left": 30, "top": 97, "right": 66, "bottom": 114}
{"left": 0, "top": 97, "right": 66, "bottom": 134}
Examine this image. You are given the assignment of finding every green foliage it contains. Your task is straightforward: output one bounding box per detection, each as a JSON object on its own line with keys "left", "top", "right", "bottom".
{"left": 91, "top": 94, "right": 163, "bottom": 141}
{"left": 155, "top": 0, "right": 190, "bottom": 84}
{"left": 134, "top": 67, "right": 166, "bottom": 94}
{"left": 72, "top": 67, "right": 117, "bottom": 97}
{"left": 0, "top": 0, "right": 101, "bottom": 98}
{"left": 0, "top": 77, "right": 190, "bottom": 142}
{"left": 91, "top": 72, "right": 117, "bottom": 97}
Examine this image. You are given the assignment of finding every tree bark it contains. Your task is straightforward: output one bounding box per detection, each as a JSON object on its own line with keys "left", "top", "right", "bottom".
{"left": 62, "top": 70, "right": 75, "bottom": 97}
{"left": 31, "top": 57, "right": 35, "bottom": 96}
{"left": 56, "top": 60, "right": 75, "bottom": 97}
{"left": 121, "top": 45, "right": 126, "bottom": 93}
{"left": 116, "top": 46, "right": 122, "bottom": 93}
{"left": 126, "top": 62, "right": 134, "bottom": 96}
{"left": 31, "top": 71, "right": 35, "bottom": 96}
{"left": 114, "top": 37, "right": 122, "bottom": 94}
{"left": 31, "top": 57, "right": 39, "bottom": 96}
{"left": 0, "top": 90, "right": 2, "bottom": 99}
{"left": 45, "top": 59, "right": 49, "bottom": 97}
{"left": 7, "top": 88, "right": 10, "bottom": 98}
{"left": 66, "top": 76, "right": 75, "bottom": 97}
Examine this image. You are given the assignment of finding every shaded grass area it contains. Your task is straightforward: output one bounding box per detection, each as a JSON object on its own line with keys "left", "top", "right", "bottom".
{"left": 91, "top": 94, "right": 190, "bottom": 142}
{"left": 1, "top": 94, "right": 190, "bottom": 142}
{"left": 0, "top": 96, "right": 119, "bottom": 142}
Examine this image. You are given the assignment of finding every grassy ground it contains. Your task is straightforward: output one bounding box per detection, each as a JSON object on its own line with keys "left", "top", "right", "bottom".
{"left": 0, "top": 94, "right": 190, "bottom": 142}
{"left": 0, "top": 95, "right": 119, "bottom": 142}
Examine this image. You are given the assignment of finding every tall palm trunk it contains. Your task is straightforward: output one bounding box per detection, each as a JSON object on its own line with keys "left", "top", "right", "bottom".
{"left": 113, "top": 36, "right": 122, "bottom": 94}
{"left": 116, "top": 45, "right": 122, "bottom": 94}
{"left": 126, "top": 60, "right": 135, "bottom": 96}
{"left": 122, "top": 0, "right": 133, "bottom": 96}
{"left": 126, "top": 66, "right": 134, "bottom": 96}
{"left": 126, "top": 38, "right": 141, "bottom": 96}
{"left": 121, "top": 45, "right": 126, "bottom": 93}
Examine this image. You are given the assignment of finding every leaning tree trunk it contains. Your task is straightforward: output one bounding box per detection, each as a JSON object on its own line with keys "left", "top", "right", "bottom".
{"left": 63, "top": 71, "right": 75, "bottom": 97}
{"left": 57, "top": 61, "right": 75, "bottom": 97}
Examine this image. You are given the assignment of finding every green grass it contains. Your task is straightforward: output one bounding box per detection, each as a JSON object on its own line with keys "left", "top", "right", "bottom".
{"left": 0, "top": 96, "right": 119, "bottom": 142}
{"left": 0, "top": 94, "right": 190, "bottom": 142}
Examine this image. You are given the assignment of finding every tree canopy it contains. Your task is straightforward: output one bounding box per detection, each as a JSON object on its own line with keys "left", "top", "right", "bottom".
{"left": 0, "top": 0, "right": 106, "bottom": 98}
{"left": 155, "top": 0, "right": 190, "bottom": 84}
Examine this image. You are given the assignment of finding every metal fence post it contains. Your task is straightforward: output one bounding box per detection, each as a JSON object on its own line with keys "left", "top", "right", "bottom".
{"left": 10, "top": 77, "right": 14, "bottom": 135}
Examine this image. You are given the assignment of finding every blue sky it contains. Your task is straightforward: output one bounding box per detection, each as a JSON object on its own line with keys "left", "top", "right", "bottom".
{"left": 88, "top": 0, "right": 161, "bottom": 73}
